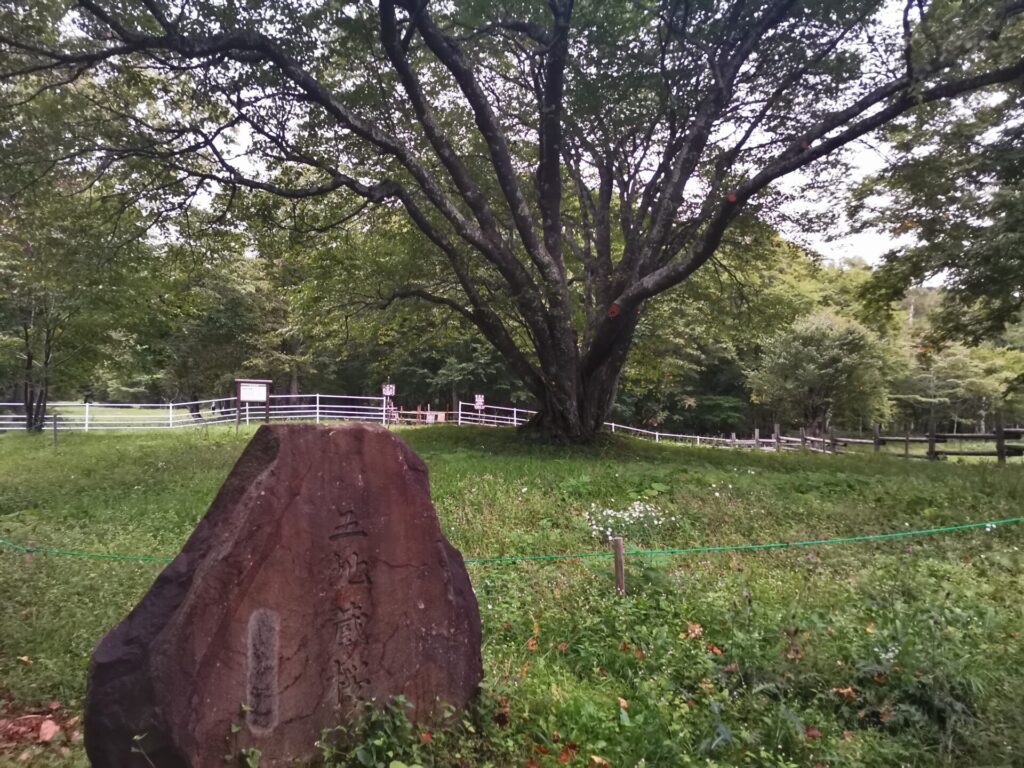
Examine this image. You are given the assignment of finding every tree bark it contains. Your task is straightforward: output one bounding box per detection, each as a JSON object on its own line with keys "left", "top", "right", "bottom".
{"left": 523, "top": 311, "right": 638, "bottom": 441}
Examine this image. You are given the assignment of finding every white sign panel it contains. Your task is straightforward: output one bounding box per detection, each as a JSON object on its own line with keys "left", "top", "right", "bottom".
{"left": 239, "top": 382, "right": 269, "bottom": 403}
{"left": 474, "top": 394, "right": 485, "bottom": 410}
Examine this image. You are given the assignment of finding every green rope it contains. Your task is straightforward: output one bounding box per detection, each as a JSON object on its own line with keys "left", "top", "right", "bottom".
{"left": 0, "top": 536, "right": 172, "bottom": 563}
{"left": 3, "top": 516, "right": 1021, "bottom": 566}
{"left": 466, "top": 515, "right": 1024, "bottom": 563}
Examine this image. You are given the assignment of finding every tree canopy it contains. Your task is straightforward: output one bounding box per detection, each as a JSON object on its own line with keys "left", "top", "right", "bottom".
{"left": 857, "top": 79, "right": 1024, "bottom": 341}
{"left": 2, "top": 0, "right": 1024, "bottom": 439}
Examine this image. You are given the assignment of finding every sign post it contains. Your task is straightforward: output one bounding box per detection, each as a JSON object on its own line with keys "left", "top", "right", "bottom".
{"left": 474, "top": 394, "right": 485, "bottom": 425}
{"left": 382, "top": 382, "right": 396, "bottom": 426}
{"left": 235, "top": 379, "right": 272, "bottom": 432}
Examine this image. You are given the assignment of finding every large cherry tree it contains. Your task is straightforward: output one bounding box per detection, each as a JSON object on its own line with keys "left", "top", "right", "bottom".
{"left": 2, "top": 0, "right": 1023, "bottom": 439}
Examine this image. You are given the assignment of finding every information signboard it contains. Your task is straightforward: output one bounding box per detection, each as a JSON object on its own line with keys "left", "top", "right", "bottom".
{"left": 239, "top": 382, "right": 269, "bottom": 403}
{"left": 234, "top": 378, "right": 273, "bottom": 428}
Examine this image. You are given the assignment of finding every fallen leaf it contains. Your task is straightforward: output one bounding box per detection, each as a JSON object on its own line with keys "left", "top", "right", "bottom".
{"left": 832, "top": 686, "right": 856, "bottom": 702}
{"left": 618, "top": 697, "right": 629, "bottom": 710}
{"left": 706, "top": 643, "right": 724, "bottom": 656}
{"left": 872, "top": 673, "right": 888, "bottom": 684}
{"left": 842, "top": 730, "right": 853, "bottom": 741}
{"left": 804, "top": 724, "right": 822, "bottom": 740}
{"left": 419, "top": 731, "right": 433, "bottom": 744}
{"left": 590, "top": 756, "right": 610, "bottom": 766}
{"left": 785, "top": 644, "right": 803, "bottom": 660}
{"left": 722, "top": 662, "right": 739, "bottom": 673}
{"left": 18, "top": 751, "right": 30, "bottom": 762}
{"left": 491, "top": 696, "right": 507, "bottom": 729}
{"left": 680, "top": 622, "right": 703, "bottom": 639}
{"left": 526, "top": 759, "right": 539, "bottom": 768}
{"left": 526, "top": 637, "right": 538, "bottom": 652}
{"left": 558, "top": 642, "right": 568, "bottom": 651}
{"left": 16, "top": 656, "right": 32, "bottom": 666}
{"left": 558, "top": 743, "right": 579, "bottom": 763}
{"left": 633, "top": 648, "right": 645, "bottom": 660}
{"left": 552, "top": 730, "right": 560, "bottom": 743}
{"left": 865, "top": 623, "right": 876, "bottom": 635}
{"left": 39, "top": 719, "right": 60, "bottom": 742}
{"left": 534, "top": 743, "right": 550, "bottom": 755}
{"left": 879, "top": 709, "right": 893, "bottom": 722}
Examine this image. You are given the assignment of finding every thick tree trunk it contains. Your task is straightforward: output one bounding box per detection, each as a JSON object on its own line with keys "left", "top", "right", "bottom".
{"left": 188, "top": 392, "right": 202, "bottom": 420}
{"left": 289, "top": 365, "right": 300, "bottom": 406}
{"left": 523, "top": 313, "right": 637, "bottom": 442}
{"left": 22, "top": 385, "right": 34, "bottom": 432}
{"left": 21, "top": 328, "right": 34, "bottom": 432}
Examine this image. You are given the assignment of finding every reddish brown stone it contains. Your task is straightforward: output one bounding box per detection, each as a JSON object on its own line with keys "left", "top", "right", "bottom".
{"left": 84, "top": 424, "right": 482, "bottom": 767}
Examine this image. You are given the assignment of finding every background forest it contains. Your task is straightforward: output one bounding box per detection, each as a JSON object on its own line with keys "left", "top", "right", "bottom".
{"left": 2, "top": 180, "right": 1021, "bottom": 436}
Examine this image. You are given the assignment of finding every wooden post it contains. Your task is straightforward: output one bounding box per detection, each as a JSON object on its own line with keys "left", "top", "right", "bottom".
{"left": 904, "top": 430, "right": 910, "bottom": 459}
{"left": 612, "top": 537, "right": 625, "bottom": 596}
{"left": 996, "top": 411, "right": 1006, "bottom": 466}
{"left": 730, "top": 432, "right": 737, "bottom": 448}
{"left": 873, "top": 423, "right": 881, "bottom": 453}
{"left": 829, "top": 427, "right": 836, "bottom": 453}
{"left": 52, "top": 413, "right": 58, "bottom": 447}
{"left": 315, "top": 393, "right": 321, "bottom": 424}
{"left": 168, "top": 402, "right": 173, "bottom": 428}
{"left": 773, "top": 423, "right": 781, "bottom": 451}
{"left": 800, "top": 427, "right": 807, "bottom": 448}
{"left": 753, "top": 427, "right": 760, "bottom": 449}
{"left": 84, "top": 402, "right": 90, "bottom": 433}
{"left": 927, "top": 416, "right": 937, "bottom": 460}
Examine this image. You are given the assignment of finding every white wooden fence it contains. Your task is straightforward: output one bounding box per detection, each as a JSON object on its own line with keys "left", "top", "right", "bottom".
{"left": 0, "top": 394, "right": 388, "bottom": 431}
{"left": 0, "top": 395, "right": 815, "bottom": 453}
{"left": 454, "top": 401, "right": 774, "bottom": 449}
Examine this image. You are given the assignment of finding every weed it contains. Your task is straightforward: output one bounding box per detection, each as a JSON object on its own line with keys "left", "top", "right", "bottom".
{"left": 1, "top": 425, "right": 1023, "bottom": 766}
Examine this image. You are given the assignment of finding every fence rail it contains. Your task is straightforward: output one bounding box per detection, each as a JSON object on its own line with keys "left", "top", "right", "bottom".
{"left": 2, "top": 396, "right": 1021, "bottom": 463}
{"left": 0, "top": 394, "right": 389, "bottom": 431}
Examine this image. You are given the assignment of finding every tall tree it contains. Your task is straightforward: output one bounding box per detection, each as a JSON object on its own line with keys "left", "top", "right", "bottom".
{"left": 857, "top": 80, "right": 1024, "bottom": 341}
{"left": 747, "top": 312, "right": 894, "bottom": 432}
{"left": 0, "top": 178, "right": 150, "bottom": 429}
{"left": 2, "top": 0, "right": 1023, "bottom": 439}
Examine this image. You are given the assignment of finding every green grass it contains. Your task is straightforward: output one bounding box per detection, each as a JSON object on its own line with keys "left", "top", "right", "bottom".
{"left": 2, "top": 425, "right": 1023, "bottom": 766}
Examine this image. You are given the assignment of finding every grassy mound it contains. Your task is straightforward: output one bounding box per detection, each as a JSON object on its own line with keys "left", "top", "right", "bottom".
{"left": 1, "top": 425, "right": 1022, "bottom": 766}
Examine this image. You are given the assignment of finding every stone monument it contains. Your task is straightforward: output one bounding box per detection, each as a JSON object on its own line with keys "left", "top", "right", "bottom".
{"left": 83, "top": 423, "right": 482, "bottom": 767}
